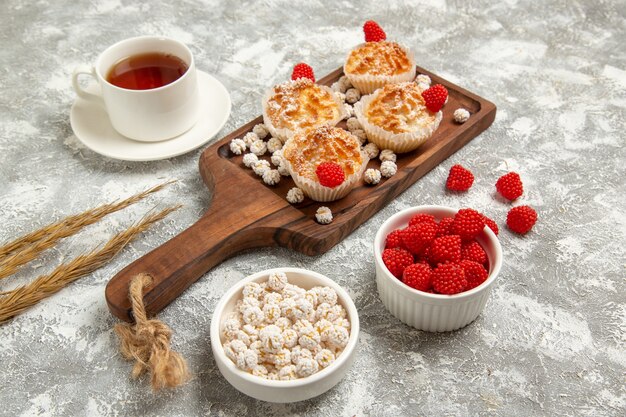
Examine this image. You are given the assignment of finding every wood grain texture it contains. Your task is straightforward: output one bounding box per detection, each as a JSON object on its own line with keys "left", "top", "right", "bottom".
{"left": 106, "top": 66, "right": 496, "bottom": 322}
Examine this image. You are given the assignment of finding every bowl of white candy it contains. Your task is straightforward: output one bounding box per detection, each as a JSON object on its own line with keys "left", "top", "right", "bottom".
{"left": 210, "top": 268, "right": 360, "bottom": 403}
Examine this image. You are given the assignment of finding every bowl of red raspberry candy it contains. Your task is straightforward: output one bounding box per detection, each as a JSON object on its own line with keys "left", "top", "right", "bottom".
{"left": 374, "top": 205, "right": 503, "bottom": 332}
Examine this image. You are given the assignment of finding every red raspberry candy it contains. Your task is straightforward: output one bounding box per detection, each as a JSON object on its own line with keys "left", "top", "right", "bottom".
{"left": 435, "top": 217, "right": 455, "bottom": 237}
{"left": 408, "top": 213, "right": 437, "bottom": 228}
{"left": 461, "top": 241, "right": 487, "bottom": 265}
{"left": 432, "top": 263, "right": 467, "bottom": 295}
{"left": 421, "top": 84, "right": 448, "bottom": 113}
{"left": 507, "top": 205, "right": 537, "bottom": 234}
{"left": 402, "top": 263, "right": 432, "bottom": 292}
{"left": 363, "top": 20, "right": 386, "bottom": 42}
{"left": 460, "top": 260, "right": 489, "bottom": 290}
{"left": 316, "top": 162, "right": 345, "bottom": 188}
{"left": 401, "top": 222, "right": 437, "bottom": 255}
{"left": 429, "top": 235, "right": 462, "bottom": 264}
{"left": 418, "top": 246, "right": 432, "bottom": 265}
{"left": 416, "top": 259, "right": 431, "bottom": 268}
{"left": 483, "top": 214, "right": 499, "bottom": 236}
{"left": 446, "top": 164, "right": 474, "bottom": 192}
{"left": 382, "top": 248, "right": 413, "bottom": 278}
{"left": 291, "top": 63, "right": 315, "bottom": 82}
{"left": 452, "top": 208, "right": 486, "bottom": 241}
{"left": 496, "top": 172, "right": 524, "bottom": 201}
{"left": 385, "top": 229, "right": 405, "bottom": 249}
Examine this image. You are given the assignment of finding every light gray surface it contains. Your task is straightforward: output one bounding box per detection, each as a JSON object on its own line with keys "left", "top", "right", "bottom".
{"left": 1, "top": 0, "right": 625, "bottom": 416}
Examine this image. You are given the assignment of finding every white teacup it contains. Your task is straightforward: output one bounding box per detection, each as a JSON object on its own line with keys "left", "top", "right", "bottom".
{"left": 72, "top": 36, "right": 199, "bottom": 142}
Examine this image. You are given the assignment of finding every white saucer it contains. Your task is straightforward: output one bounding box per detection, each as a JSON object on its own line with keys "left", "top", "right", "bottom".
{"left": 70, "top": 70, "right": 231, "bottom": 161}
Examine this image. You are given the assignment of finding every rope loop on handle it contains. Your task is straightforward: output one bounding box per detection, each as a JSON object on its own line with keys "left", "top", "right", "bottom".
{"left": 114, "top": 273, "right": 189, "bottom": 390}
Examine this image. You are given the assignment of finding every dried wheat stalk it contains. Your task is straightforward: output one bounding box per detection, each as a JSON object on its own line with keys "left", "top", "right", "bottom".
{"left": 0, "top": 181, "right": 174, "bottom": 280}
{"left": 0, "top": 205, "right": 181, "bottom": 324}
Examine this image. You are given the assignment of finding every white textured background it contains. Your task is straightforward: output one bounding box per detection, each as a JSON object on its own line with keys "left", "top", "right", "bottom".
{"left": 0, "top": 0, "right": 625, "bottom": 416}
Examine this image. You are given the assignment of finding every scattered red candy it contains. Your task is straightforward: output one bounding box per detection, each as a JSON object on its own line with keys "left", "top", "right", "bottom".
{"left": 496, "top": 172, "right": 524, "bottom": 201}
{"left": 506, "top": 205, "right": 537, "bottom": 234}
{"left": 421, "top": 84, "right": 448, "bottom": 113}
{"left": 452, "top": 208, "right": 486, "bottom": 242}
{"left": 363, "top": 20, "right": 386, "bottom": 42}
{"left": 446, "top": 164, "right": 474, "bottom": 192}
{"left": 382, "top": 248, "right": 414, "bottom": 278}
{"left": 291, "top": 63, "right": 315, "bottom": 82}
{"left": 402, "top": 263, "right": 432, "bottom": 292}
{"left": 401, "top": 222, "right": 437, "bottom": 255}
{"left": 432, "top": 263, "right": 467, "bottom": 295}
{"left": 429, "top": 235, "right": 462, "bottom": 264}
{"left": 408, "top": 213, "right": 437, "bottom": 227}
{"left": 461, "top": 241, "right": 487, "bottom": 265}
{"left": 316, "top": 162, "right": 345, "bottom": 188}
{"left": 460, "top": 260, "right": 489, "bottom": 290}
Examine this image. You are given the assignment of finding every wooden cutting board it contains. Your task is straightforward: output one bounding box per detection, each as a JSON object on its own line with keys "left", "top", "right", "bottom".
{"left": 106, "top": 66, "right": 496, "bottom": 322}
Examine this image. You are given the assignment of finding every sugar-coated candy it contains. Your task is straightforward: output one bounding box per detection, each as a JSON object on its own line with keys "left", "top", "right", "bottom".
{"left": 263, "top": 303, "right": 281, "bottom": 323}
{"left": 229, "top": 138, "right": 246, "bottom": 155}
{"left": 277, "top": 163, "right": 290, "bottom": 177}
{"left": 346, "top": 117, "right": 362, "bottom": 132}
{"left": 250, "top": 140, "right": 267, "bottom": 156}
{"left": 242, "top": 306, "right": 264, "bottom": 326}
{"left": 243, "top": 282, "right": 264, "bottom": 299}
{"left": 234, "top": 330, "right": 251, "bottom": 346}
{"left": 380, "top": 160, "right": 397, "bottom": 178}
{"left": 242, "top": 131, "right": 259, "bottom": 147}
{"left": 315, "top": 287, "right": 337, "bottom": 306}
{"left": 242, "top": 152, "right": 258, "bottom": 168}
{"left": 278, "top": 364, "right": 297, "bottom": 380}
{"left": 286, "top": 187, "right": 304, "bottom": 204}
{"left": 263, "top": 291, "right": 282, "bottom": 305}
{"left": 242, "top": 324, "right": 259, "bottom": 339}
{"left": 253, "top": 123, "right": 269, "bottom": 139}
{"left": 315, "top": 349, "right": 336, "bottom": 368}
{"left": 290, "top": 346, "right": 312, "bottom": 364}
{"left": 268, "top": 271, "right": 288, "bottom": 291}
{"left": 279, "top": 297, "right": 297, "bottom": 318}
{"left": 271, "top": 149, "right": 284, "bottom": 166}
{"left": 259, "top": 324, "right": 284, "bottom": 354}
{"left": 379, "top": 149, "right": 397, "bottom": 163}
{"left": 303, "top": 290, "right": 318, "bottom": 308}
{"left": 364, "top": 168, "right": 382, "bottom": 185}
{"left": 345, "top": 88, "right": 361, "bottom": 104}
{"left": 363, "top": 143, "right": 380, "bottom": 160}
{"left": 327, "top": 325, "right": 349, "bottom": 349}
{"left": 269, "top": 348, "right": 291, "bottom": 368}
{"left": 351, "top": 129, "right": 367, "bottom": 145}
{"left": 282, "top": 328, "right": 298, "bottom": 348}
{"left": 274, "top": 316, "right": 292, "bottom": 331}
{"left": 291, "top": 297, "right": 314, "bottom": 321}
{"left": 252, "top": 364, "right": 268, "bottom": 378}
{"left": 267, "top": 137, "right": 283, "bottom": 153}
{"left": 252, "top": 160, "right": 271, "bottom": 176}
{"left": 283, "top": 283, "right": 306, "bottom": 298}
{"left": 222, "top": 318, "right": 241, "bottom": 339}
{"left": 296, "top": 357, "right": 319, "bottom": 378}
{"left": 262, "top": 169, "right": 281, "bottom": 186}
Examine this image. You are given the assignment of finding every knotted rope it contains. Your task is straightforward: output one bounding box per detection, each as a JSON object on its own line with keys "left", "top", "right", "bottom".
{"left": 114, "top": 273, "right": 189, "bottom": 390}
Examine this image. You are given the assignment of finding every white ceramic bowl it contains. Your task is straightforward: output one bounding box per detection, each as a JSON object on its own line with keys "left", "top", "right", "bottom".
{"left": 210, "top": 268, "right": 360, "bottom": 403}
{"left": 374, "top": 205, "right": 503, "bottom": 332}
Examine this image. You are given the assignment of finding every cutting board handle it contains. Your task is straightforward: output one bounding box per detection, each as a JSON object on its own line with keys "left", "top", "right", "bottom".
{"left": 105, "top": 201, "right": 258, "bottom": 322}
